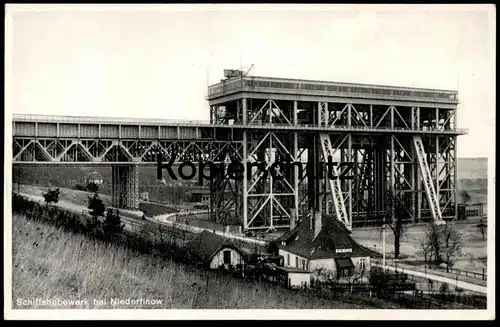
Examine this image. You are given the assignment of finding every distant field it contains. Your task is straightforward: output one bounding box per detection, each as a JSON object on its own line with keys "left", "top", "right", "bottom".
{"left": 457, "top": 158, "right": 488, "bottom": 180}
{"left": 11, "top": 214, "right": 379, "bottom": 309}
{"left": 457, "top": 178, "right": 488, "bottom": 205}
{"left": 351, "top": 223, "right": 487, "bottom": 273}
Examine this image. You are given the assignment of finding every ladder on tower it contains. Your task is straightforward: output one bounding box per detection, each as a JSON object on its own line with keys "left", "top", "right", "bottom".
{"left": 319, "top": 134, "right": 350, "bottom": 229}
{"left": 412, "top": 135, "right": 445, "bottom": 224}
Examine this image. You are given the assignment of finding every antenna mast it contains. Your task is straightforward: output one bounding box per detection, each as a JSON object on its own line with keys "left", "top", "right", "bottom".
{"left": 244, "top": 64, "right": 254, "bottom": 76}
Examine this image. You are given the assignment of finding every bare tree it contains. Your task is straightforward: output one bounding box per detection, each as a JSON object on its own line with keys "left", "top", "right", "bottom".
{"left": 312, "top": 268, "right": 337, "bottom": 285}
{"left": 440, "top": 223, "right": 462, "bottom": 272}
{"left": 477, "top": 220, "right": 487, "bottom": 241}
{"left": 384, "top": 191, "right": 407, "bottom": 259}
{"left": 424, "top": 222, "right": 442, "bottom": 266}
{"left": 460, "top": 189, "right": 471, "bottom": 203}
{"left": 346, "top": 264, "right": 369, "bottom": 285}
{"left": 420, "top": 236, "right": 433, "bottom": 269}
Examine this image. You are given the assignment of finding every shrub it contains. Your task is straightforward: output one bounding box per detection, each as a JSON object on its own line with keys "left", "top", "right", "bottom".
{"left": 86, "top": 182, "right": 99, "bottom": 193}
{"left": 103, "top": 209, "right": 124, "bottom": 241}
{"left": 74, "top": 184, "right": 86, "bottom": 191}
{"left": 43, "top": 188, "right": 60, "bottom": 205}
{"left": 88, "top": 193, "right": 105, "bottom": 218}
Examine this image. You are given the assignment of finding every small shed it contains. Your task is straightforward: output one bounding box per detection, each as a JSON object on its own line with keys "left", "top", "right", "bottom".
{"left": 276, "top": 266, "right": 311, "bottom": 289}
{"left": 186, "top": 230, "right": 246, "bottom": 270}
{"left": 189, "top": 189, "right": 211, "bottom": 203}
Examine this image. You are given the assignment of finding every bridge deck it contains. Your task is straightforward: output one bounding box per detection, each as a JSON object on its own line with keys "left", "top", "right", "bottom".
{"left": 12, "top": 114, "right": 468, "bottom": 136}
{"left": 12, "top": 113, "right": 468, "bottom": 164}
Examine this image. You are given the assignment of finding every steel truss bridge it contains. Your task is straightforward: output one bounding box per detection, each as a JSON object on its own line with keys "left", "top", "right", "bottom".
{"left": 12, "top": 73, "right": 468, "bottom": 231}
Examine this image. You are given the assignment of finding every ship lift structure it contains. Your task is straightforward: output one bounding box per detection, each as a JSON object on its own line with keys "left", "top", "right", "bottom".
{"left": 12, "top": 69, "right": 467, "bottom": 232}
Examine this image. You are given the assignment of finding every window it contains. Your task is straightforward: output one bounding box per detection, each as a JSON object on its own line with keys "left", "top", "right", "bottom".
{"left": 223, "top": 250, "right": 231, "bottom": 265}
{"left": 339, "top": 268, "right": 353, "bottom": 277}
{"left": 287, "top": 254, "right": 290, "bottom": 266}
{"left": 295, "top": 257, "right": 299, "bottom": 268}
{"left": 360, "top": 258, "right": 366, "bottom": 271}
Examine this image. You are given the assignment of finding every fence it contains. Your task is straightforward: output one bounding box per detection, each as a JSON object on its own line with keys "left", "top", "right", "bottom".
{"left": 327, "top": 282, "right": 415, "bottom": 294}
{"left": 373, "top": 258, "right": 487, "bottom": 282}
{"left": 458, "top": 203, "right": 486, "bottom": 220}
{"left": 439, "top": 267, "right": 487, "bottom": 281}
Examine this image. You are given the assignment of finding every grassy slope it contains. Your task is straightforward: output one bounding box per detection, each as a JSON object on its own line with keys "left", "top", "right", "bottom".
{"left": 19, "top": 184, "right": 179, "bottom": 217}
{"left": 18, "top": 184, "right": 112, "bottom": 208}
{"left": 12, "top": 214, "right": 375, "bottom": 309}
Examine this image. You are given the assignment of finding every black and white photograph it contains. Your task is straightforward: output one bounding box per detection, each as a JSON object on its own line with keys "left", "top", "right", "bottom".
{"left": 4, "top": 3, "right": 495, "bottom": 320}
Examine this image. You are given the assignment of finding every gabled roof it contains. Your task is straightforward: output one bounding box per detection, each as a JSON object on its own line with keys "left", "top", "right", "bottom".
{"left": 273, "top": 214, "right": 382, "bottom": 260}
{"left": 186, "top": 230, "right": 246, "bottom": 264}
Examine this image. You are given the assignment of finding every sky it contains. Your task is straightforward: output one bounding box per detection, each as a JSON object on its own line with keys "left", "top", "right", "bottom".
{"left": 5, "top": 4, "right": 496, "bottom": 158}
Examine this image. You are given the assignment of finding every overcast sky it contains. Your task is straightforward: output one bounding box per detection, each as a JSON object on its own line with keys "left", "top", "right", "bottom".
{"left": 6, "top": 4, "right": 495, "bottom": 158}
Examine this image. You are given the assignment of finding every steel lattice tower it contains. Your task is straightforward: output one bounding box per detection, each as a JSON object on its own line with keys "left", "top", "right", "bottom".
{"left": 206, "top": 72, "right": 467, "bottom": 231}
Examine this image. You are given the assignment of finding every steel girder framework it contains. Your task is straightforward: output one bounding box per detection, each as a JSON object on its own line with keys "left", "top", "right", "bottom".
{"left": 12, "top": 97, "right": 463, "bottom": 230}
{"left": 210, "top": 99, "right": 459, "bottom": 230}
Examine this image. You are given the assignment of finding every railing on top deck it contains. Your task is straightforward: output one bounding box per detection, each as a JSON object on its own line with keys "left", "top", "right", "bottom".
{"left": 12, "top": 114, "right": 211, "bottom": 125}
{"left": 207, "top": 76, "right": 459, "bottom": 103}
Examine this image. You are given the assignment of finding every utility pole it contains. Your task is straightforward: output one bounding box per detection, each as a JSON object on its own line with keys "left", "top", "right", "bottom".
{"left": 383, "top": 214, "right": 386, "bottom": 267}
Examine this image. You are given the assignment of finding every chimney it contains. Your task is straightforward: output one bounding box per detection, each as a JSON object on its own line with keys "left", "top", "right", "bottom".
{"left": 290, "top": 208, "right": 297, "bottom": 230}
{"left": 314, "top": 211, "right": 322, "bottom": 240}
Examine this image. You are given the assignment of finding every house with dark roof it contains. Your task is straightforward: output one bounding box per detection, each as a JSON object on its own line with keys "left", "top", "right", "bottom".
{"left": 85, "top": 171, "right": 104, "bottom": 185}
{"left": 186, "top": 230, "right": 247, "bottom": 270}
{"left": 188, "top": 188, "right": 211, "bottom": 203}
{"left": 270, "top": 211, "right": 382, "bottom": 285}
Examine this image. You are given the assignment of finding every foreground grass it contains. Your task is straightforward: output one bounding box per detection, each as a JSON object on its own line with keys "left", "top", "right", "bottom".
{"left": 12, "top": 214, "right": 373, "bottom": 309}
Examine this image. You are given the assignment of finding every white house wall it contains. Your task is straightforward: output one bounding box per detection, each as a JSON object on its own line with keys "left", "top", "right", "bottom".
{"left": 278, "top": 249, "right": 373, "bottom": 284}
{"left": 351, "top": 256, "right": 371, "bottom": 274}
{"left": 278, "top": 249, "right": 308, "bottom": 270}
{"left": 209, "top": 247, "right": 245, "bottom": 269}
{"left": 310, "top": 258, "right": 336, "bottom": 272}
